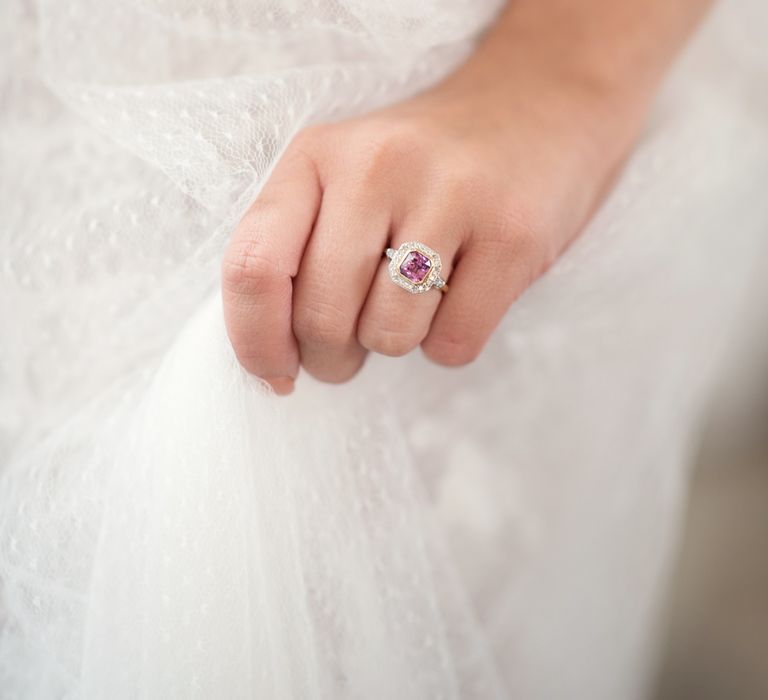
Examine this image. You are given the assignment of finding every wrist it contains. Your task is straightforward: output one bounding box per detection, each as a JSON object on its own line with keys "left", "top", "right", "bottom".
{"left": 421, "top": 56, "right": 647, "bottom": 179}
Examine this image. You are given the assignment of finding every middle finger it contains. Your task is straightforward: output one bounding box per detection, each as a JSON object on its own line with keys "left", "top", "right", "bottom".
{"left": 292, "top": 183, "right": 390, "bottom": 382}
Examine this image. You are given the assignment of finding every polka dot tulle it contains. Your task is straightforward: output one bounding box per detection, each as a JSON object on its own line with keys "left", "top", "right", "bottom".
{"left": 2, "top": 1, "right": 768, "bottom": 698}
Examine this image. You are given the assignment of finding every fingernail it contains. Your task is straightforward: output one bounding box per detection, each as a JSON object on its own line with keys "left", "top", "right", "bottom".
{"left": 268, "top": 376, "right": 295, "bottom": 395}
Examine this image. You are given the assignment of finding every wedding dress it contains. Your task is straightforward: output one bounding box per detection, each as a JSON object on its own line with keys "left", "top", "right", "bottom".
{"left": 2, "top": 0, "right": 768, "bottom": 698}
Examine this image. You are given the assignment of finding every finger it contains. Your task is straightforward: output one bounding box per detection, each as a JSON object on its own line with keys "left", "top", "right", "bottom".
{"left": 221, "top": 148, "right": 321, "bottom": 393}
{"left": 292, "top": 183, "right": 390, "bottom": 383}
{"left": 422, "top": 232, "right": 546, "bottom": 366}
{"left": 357, "top": 214, "right": 463, "bottom": 357}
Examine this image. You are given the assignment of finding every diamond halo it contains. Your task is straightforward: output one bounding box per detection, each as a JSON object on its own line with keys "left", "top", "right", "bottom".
{"left": 385, "top": 241, "right": 446, "bottom": 294}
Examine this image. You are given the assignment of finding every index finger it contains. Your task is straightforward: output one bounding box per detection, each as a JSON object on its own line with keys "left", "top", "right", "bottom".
{"left": 221, "top": 147, "right": 322, "bottom": 393}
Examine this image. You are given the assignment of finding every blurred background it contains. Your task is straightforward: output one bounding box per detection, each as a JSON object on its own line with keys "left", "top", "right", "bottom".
{"left": 654, "top": 429, "right": 768, "bottom": 699}
{"left": 653, "top": 269, "right": 768, "bottom": 700}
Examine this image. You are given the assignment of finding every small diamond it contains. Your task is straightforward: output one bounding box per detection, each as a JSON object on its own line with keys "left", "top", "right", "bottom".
{"left": 399, "top": 251, "right": 432, "bottom": 283}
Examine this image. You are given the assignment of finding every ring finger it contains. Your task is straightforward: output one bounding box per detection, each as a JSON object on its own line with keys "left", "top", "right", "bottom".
{"left": 357, "top": 212, "right": 464, "bottom": 357}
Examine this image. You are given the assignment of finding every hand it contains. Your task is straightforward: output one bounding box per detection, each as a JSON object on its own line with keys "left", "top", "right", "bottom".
{"left": 222, "top": 78, "right": 629, "bottom": 393}
{"left": 221, "top": 0, "right": 710, "bottom": 394}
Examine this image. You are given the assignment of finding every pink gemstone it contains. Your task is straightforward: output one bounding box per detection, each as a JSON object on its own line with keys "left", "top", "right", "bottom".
{"left": 399, "top": 250, "right": 432, "bottom": 283}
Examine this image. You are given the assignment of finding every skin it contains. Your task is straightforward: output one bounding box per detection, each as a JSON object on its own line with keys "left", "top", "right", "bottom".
{"left": 222, "top": 0, "right": 713, "bottom": 395}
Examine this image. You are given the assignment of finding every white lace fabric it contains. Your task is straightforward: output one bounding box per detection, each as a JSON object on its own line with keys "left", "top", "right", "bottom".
{"left": 1, "top": 1, "right": 768, "bottom": 698}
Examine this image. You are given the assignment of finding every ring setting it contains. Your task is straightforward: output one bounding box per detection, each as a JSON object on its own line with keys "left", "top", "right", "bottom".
{"left": 385, "top": 242, "right": 448, "bottom": 294}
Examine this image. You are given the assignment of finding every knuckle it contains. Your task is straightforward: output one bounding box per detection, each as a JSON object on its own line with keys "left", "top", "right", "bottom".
{"left": 288, "top": 125, "right": 326, "bottom": 158}
{"left": 221, "top": 239, "right": 278, "bottom": 297}
{"left": 441, "top": 166, "right": 485, "bottom": 205}
{"left": 487, "top": 204, "right": 532, "bottom": 243}
{"left": 442, "top": 178, "right": 473, "bottom": 209}
{"left": 303, "top": 353, "right": 366, "bottom": 385}
{"left": 422, "top": 335, "right": 481, "bottom": 367}
{"left": 295, "top": 123, "right": 329, "bottom": 144}
{"left": 238, "top": 195, "right": 282, "bottom": 232}
{"left": 358, "top": 322, "right": 419, "bottom": 357}
{"left": 293, "top": 298, "right": 354, "bottom": 346}
{"left": 357, "top": 126, "right": 420, "bottom": 179}
{"left": 485, "top": 203, "right": 555, "bottom": 270}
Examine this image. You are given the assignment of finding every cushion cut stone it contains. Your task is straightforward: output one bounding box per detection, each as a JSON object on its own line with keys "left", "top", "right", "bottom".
{"left": 399, "top": 250, "right": 432, "bottom": 283}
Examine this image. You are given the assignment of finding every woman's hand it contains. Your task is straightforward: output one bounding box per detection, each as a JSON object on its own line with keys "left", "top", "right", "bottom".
{"left": 222, "top": 0, "right": 711, "bottom": 394}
